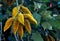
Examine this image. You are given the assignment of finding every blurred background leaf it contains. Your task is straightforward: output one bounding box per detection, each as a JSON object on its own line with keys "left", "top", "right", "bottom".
{"left": 42, "top": 22, "right": 52, "bottom": 30}
{"left": 48, "top": 19, "right": 60, "bottom": 29}
{"left": 32, "top": 31, "right": 43, "bottom": 41}
{"left": 1, "top": 0, "right": 60, "bottom": 41}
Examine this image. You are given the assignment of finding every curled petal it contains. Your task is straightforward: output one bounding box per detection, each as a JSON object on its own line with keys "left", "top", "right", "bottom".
{"left": 21, "top": 6, "right": 33, "bottom": 16}
{"left": 12, "top": 7, "right": 18, "bottom": 18}
{"left": 4, "top": 18, "right": 13, "bottom": 32}
{"left": 12, "top": 6, "right": 20, "bottom": 18}
{"left": 18, "top": 13, "right": 24, "bottom": 25}
{"left": 25, "top": 19, "right": 31, "bottom": 34}
{"left": 13, "top": 20, "right": 19, "bottom": 34}
{"left": 24, "top": 14, "right": 37, "bottom": 25}
{"left": 18, "top": 24, "right": 24, "bottom": 39}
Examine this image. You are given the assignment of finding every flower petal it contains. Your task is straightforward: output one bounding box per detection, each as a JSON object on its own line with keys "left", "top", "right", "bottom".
{"left": 25, "top": 19, "right": 31, "bottom": 34}
{"left": 12, "top": 6, "right": 20, "bottom": 18}
{"left": 12, "top": 7, "right": 18, "bottom": 18}
{"left": 21, "top": 6, "right": 33, "bottom": 16}
{"left": 4, "top": 18, "right": 13, "bottom": 32}
{"left": 18, "top": 13, "right": 24, "bottom": 25}
{"left": 24, "top": 14, "right": 37, "bottom": 25}
{"left": 13, "top": 20, "right": 19, "bottom": 34}
{"left": 18, "top": 24, "right": 24, "bottom": 39}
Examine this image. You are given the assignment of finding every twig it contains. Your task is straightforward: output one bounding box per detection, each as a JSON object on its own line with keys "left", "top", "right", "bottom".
{"left": 14, "top": 34, "right": 19, "bottom": 41}
{"left": 21, "top": 39, "right": 24, "bottom": 41}
{"left": 16, "top": 0, "right": 18, "bottom": 6}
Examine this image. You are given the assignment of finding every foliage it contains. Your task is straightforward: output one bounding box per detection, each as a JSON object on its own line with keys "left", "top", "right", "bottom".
{"left": 0, "top": 0, "right": 60, "bottom": 41}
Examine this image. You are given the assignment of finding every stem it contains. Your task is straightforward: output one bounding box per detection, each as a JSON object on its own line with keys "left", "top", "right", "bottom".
{"left": 22, "top": 0, "right": 24, "bottom": 3}
{"left": 14, "top": 34, "right": 19, "bottom": 41}
{"left": 28, "top": 36, "right": 29, "bottom": 41}
{"left": 16, "top": 0, "right": 18, "bottom": 6}
{"left": 16, "top": 0, "right": 19, "bottom": 13}
{"left": 0, "top": 22, "right": 2, "bottom": 41}
{"left": 11, "top": 25, "right": 19, "bottom": 41}
{"left": 21, "top": 39, "right": 24, "bottom": 41}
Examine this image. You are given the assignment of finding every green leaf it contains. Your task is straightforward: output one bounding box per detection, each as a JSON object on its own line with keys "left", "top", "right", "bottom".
{"left": 55, "top": 15, "right": 60, "bottom": 20}
{"left": 31, "top": 31, "right": 43, "bottom": 41}
{"left": 34, "top": 2, "right": 42, "bottom": 10}
{"left": 45, "top": 0, "right": 49, "bottom": 2}
{"left": 42, "top": 22, "right": 52, "bottom": 30}
{"left": 42, "top": 11, "right": 53, "bottom": 19}
{"left": 48, "top": 20, "right": 60, "bottom": 29}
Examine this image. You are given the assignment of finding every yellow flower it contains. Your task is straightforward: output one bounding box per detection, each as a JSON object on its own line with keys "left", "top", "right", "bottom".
{"left": 18, "top": 24, "right": 24, "bottom": 39}
{"left": 3, "top": 5, "right": 37, "bottom": 39}
{"left": 12, "top": 6, "right": 20, "bottom": 18}
{"left": 17, "top": 13, "right": 24, "bottom": 25}
{"left": 4, "top": 18, "right": 13, "bottom": 32}
{"left": 24, "top": 19, "right": 31, "bottom": 34}
{"left": 21, "top": 6, "right": 33, "bottom": 16}
{"left": 12, "top": 20, "right": 19, "bottom": 34}
{"left": 24, "top": 14, "right": 37, "bottom": 25}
